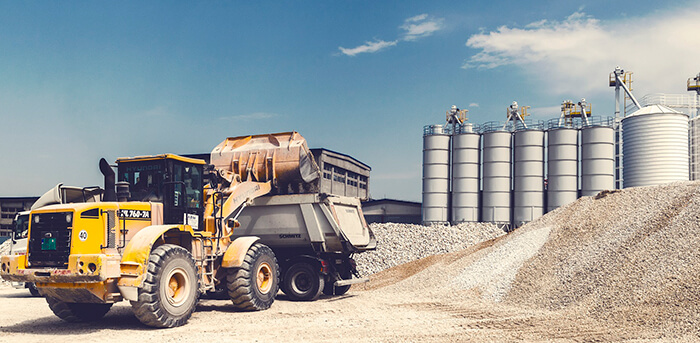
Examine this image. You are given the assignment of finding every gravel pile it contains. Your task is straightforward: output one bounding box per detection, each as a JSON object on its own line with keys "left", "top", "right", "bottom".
{"left": 0, "top": 239, "right": 11, "bottom": 256}
{"left": 355, "top": 222, "right": 505, "bottom": 276}
{"left": 0, "top": 239, "right": 11, "bottom": 283}
{"left": 504, "top": 181, "right": 700, "bottom": 336}
{"left": 453, "top": 225, "right": 551, "bottom": 302}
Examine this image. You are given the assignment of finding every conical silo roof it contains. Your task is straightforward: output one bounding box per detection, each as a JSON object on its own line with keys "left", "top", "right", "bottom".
{"left": 626, "top": 104, "right": 684, "bottom": 117}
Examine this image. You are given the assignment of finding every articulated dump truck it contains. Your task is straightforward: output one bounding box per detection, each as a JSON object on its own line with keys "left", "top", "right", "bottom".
{"left": 0, "top": 132, "right": 375, "bottom": 328}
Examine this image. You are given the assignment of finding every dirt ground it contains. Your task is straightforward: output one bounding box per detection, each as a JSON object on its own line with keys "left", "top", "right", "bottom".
{"left": 0, "top": 262, "right": 685, "bottom": 343}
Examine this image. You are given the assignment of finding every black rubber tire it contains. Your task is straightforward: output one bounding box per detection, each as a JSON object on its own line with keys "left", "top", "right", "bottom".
{"left": 227, "top": 243, "right": 279, "bottom": 311}
{"left": 282, "top": 262, "right": 324, "bottom": 301}
{"left": 27, "top": 283, "right": 41, "bottom": 297}
{"left": 46, "top": 297, "right": 113, "bottom": 322}
{"left": 130, "top": 244, "right": 199, "bottom": 328}
{"left": 323, "top": 268, "right": 352, "bottom": 296}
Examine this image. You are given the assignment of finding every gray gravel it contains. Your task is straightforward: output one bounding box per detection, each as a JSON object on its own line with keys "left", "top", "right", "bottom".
{"left": 0, "top": 239, "right": 10, "bottom": 256}
{"left": 453, "top": 225, "right": 551, "bottom": 302}
{"left": 505, "top": 181, "right": 700, "bottom": 336}
{"left": 355, "top": 222, "right": 506, "bottom": 276}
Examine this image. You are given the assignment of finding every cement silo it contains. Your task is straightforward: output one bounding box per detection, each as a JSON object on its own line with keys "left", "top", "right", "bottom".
{"left": 547, "top": 128, "right": 578, "bottom": 211}
{"left": 581, "top": 125, "right": 615, "bottom": 196}
{"left": 422, "top": 125, "right": 450, "bottom": 224}
{"left": 622, "top": 105, "right": 689, "bottom": 187}
{"left": 451, "top": 127, "right": 480, "bottom": 223}
{"left": 481, "top": 130, "right": 511, "bottom": 226}
{"left": 513, "top": 129, "right": 545, "bottom": 226}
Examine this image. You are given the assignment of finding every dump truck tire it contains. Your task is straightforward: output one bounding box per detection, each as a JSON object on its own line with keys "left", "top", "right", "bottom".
{"left": 227, "top": 243, "right": 279, "bottom": 311}
{"left": 46, "top": 297, "right": 112, "bottom": 322}
{"left": 282, "top": 262, "right": 324, "bottom": 301}
{"left": 131, "top": 244, "right": 199, "bottom": 328}
{"left": 323, "top": 268, "right": 351, "bottom": 296}
{"left": 27, "top": 283, "right": 40, "bottom": 297}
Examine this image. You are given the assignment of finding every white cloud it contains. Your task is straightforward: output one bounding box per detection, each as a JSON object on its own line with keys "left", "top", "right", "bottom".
{"left": 339, "top": 39, "right": 398, "bottom": 56}
{"left": 339, "top": 14, "right": 444, "bottom": 56}
{"left": 400, "top": 14, "right": 444, "bottom": 41}
{"left": 469, "top": 102, "right": 479, "bottom": 107}
{"left": 463, "top": 7, "right": 700, "bottom": 96}
{"left": 221, "top": 112, "right": 278, "bottom": 120}
{"left": 405, "top": 14, "right": 428, "bottom": 22}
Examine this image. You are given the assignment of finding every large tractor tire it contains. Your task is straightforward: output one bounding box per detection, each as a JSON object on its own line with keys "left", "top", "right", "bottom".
{"left": 27, "top": 282, "right": 41, "bottom": 297}
{"left": 46, "top": 297, "right": 113, "bottom": 322}
{"left": 227, "top": 243, "right": 279, "bottom": 311}
{"left": 131, "top": 244, "right": 199, "bottom": 328}
{"left": 323, "top": 267, "right": 352, "bottom": 296}
{"left": 282, "top": 261, "right": 324, "bottom": 301}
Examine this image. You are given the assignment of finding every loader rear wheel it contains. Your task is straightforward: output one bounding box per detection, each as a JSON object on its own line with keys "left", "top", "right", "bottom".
{"left": 282, "top": 262, "right": 324, "bottom": 301}
{"left": 46, "top": 297, "right": 112, "bottom": 322}
{"left": 227, "top": 243, "right": 279, "bottom": 311}
{"left": 131, "top": 244, "right": 199, "bottom": 328}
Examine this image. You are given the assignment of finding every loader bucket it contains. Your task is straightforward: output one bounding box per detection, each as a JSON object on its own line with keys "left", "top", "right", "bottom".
{"left": 210, "top": 132, "right": 321, "bottom": 191}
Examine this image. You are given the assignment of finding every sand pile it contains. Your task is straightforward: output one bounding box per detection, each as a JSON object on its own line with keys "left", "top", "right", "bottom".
{"left": 364, "top": 181, "right": 700, "bottom": 338}
{"left": 501, "top": 181, "right": 700, "bottom": 336}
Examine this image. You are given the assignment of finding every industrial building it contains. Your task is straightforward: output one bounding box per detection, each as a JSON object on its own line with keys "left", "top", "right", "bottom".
{"left": 310, "top": 148, "right": 371, "bottom": 201}
{"left": 362, "top": 199, "right": 421, "bottom": 224}
{"left": 0, "top": 196, "right": 38, "bottom": 243}
{"left": 422, "top": 68, "right": 700, "bottom": 228}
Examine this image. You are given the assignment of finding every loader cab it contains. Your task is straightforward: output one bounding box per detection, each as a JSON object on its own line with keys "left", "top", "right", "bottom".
{"left": 117, "top": 154, "right": 205, "bottom": 229}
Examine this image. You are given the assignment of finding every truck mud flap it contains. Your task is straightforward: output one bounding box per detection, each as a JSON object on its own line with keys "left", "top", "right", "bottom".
{"left": 334, "top": 277, "right": 369, "bottom": 287}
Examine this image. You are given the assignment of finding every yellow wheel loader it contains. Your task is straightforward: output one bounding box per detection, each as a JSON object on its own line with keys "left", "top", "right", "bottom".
{"left": 1, "top": 132, "right": 323, "bottom": 328}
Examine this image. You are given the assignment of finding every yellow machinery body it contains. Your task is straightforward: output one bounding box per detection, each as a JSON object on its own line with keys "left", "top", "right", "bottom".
{"left": 0, "top": 131, "right": 321, "bottom": 305}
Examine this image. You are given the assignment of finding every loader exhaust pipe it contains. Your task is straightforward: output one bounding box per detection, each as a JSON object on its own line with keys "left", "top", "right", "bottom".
{"left": 99, "top": 158, "right": 117, "bottom": 202}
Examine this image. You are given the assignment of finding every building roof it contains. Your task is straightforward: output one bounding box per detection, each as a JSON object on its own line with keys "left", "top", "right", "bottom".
{"left": 310, "top": 148, "right": 371, "bottom": 171}
{"left": 362, "top": 198, "right": 420, "bottom": 206}
{"left": 627, "top": 104, "right": 685, "bottom": 117}
{"left": 0, "top": 197, "right": 39, "bottom": 202}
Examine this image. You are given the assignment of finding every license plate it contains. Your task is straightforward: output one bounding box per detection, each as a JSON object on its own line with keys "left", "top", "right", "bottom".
{"left": 41, "top": 238, "right": 56, "bottom": 251}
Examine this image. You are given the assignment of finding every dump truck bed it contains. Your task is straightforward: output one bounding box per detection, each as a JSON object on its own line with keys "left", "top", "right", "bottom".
{"left": 233, "top": 193, "right": 376, "bottom": 253}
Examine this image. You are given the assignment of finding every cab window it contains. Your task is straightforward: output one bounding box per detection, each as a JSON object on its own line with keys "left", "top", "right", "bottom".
{"left": 119, "top": 161, "right": 165, "bottom": 202}
{"left": 173, "top": 162, "right": 203, "bottom": 209}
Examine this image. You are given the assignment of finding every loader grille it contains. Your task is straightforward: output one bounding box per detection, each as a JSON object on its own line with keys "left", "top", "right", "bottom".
{"left": 28, "top": 212, "right": 73, "bottom": 268}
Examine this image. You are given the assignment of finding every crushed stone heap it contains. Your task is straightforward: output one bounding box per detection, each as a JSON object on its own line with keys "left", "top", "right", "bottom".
{"left": 503, "top": 181, "right": 700, "bottom": 336}
{"left": 355, "top": 222, "right": 505, "bottom": 276}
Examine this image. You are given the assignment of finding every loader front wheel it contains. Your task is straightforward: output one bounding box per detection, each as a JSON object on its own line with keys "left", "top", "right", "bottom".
{"left": 131, "top": 244, "right": 199, "bottom": 328}
{"left": 46, "top": 297, "right": 112, "bottom": 322}
{"left": 282, "top": 262, "right": 324, "bottom": 301}
{"left": 227, "top": 243, "right": 279, "bottom": 311}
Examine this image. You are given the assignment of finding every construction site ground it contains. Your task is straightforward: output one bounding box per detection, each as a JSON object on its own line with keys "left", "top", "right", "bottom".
{"left": 3, "top": 181, "right": 700, "bottom": 342}
{"left": 0, "top": 280, "right": 670, "bottom": 343}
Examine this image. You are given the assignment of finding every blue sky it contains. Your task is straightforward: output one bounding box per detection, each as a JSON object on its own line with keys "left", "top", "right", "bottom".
{"left": 1, "top": 1, "right": 699, "bottom": 201}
